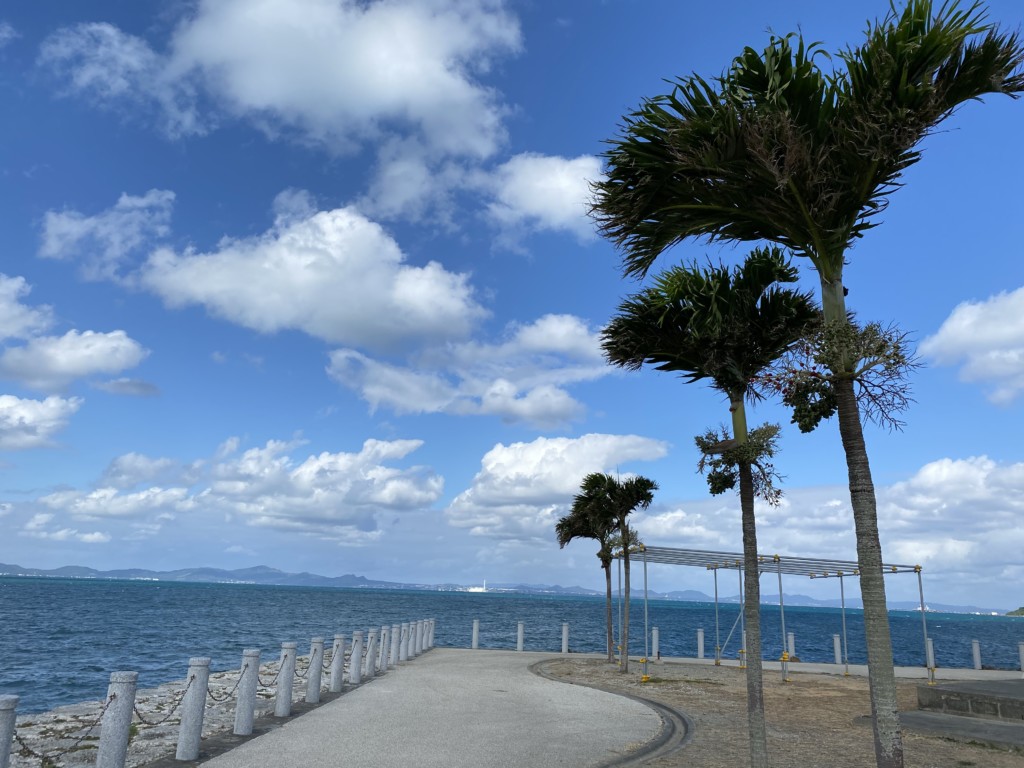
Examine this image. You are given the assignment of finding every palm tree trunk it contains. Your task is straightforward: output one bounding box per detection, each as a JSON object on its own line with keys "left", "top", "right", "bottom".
{"left": 604, "top": 562, "right": 614, "bottom": 663}
{"left": 621, "top": 521, "right": 630, "bottom": 674}
{"left": 738, "top": 461, "right": 769, "bottom": 768}
{"left": 835, "top": 375, "right": 903, "bottom": 768}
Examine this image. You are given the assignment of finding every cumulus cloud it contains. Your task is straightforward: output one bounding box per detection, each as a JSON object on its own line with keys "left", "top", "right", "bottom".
{"left": 0, "top": 22, "right": 20, "bottom": 49}
{"left": 0, "top": 330, "right": 149, "bottom": 390}
{"left": 0, "top": 275, "right": 54, "bottom": 341}
{"left": 445, "top": 433, "right": 669, "bottom": 540}
{"left": 328, "top": 313, "right": 607, "bottom": 427}
{"left": 22, "top": 512, "right": 111, "bottom": 543}
{"left": 99, "top": 452, "right": 189, "bottom": 489}
{"left": 141, "top": 201, "right": 485, "bottom": 349}
{"left": 39, "top": 0, "right": 521, "bottom": 156}
{"left": 39, "top": 189, "right": 175, "bottom": 281}
{"left": 920, "top": 286, "right": 1024, "bottom": 404}
{"left": 0, "top": 394, "right": 83, "bottom": 449}
{"left": 482, "top": 153, "right": 601, "bottom": 244}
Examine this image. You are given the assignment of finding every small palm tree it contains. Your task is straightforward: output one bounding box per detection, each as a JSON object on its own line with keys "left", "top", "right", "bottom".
{"left": 592, "top": 5, "right": 1023, "bottom": 765}
{"left": 571, "top": 472, "right": 657, "bottom": 673}
{"left": 556, "top": 499, "right": 618, "bottom": 662}
{"left": 603, "top": 247, "right": 817, "bottom": 768}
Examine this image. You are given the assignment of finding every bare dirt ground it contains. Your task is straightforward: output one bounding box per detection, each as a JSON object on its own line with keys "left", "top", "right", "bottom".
{"left": 539, "top": 657, "right": 1022, "bottom": 768}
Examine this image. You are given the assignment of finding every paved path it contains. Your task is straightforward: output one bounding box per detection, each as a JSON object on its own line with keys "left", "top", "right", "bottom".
{"left": 199, "top": 649, "right": 663, "bottom": 768}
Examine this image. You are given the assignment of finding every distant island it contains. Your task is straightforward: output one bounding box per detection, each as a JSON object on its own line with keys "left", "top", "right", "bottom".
{"left": 0, "top": 562, "right": 1010, "bottom": 615}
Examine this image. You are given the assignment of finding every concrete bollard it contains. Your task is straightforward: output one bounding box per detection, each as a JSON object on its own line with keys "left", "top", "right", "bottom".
{"left": 562, "top": 622, "right": 569, "bottom": 654}
{"left": 787, "top": 632, "right": 796, "bottom": 660}
{"left": 472, "top": 619, "right": 480, "bottom": 650}
{"left": 399, "top": 623, "right": 410, "bottom": 662}
{"left": 275, "top": 642, "right": 298, "bottom": 717}
{"left": 329, "top": 635, "right": 346, "bottom": 693}
{"left": 390, "top": 624, "right": 401, "bottom": 667}
{"left": 96, "top": 671, "right": 138, "bottom": 768}
{"left": 378, "top": 626, "right": 389, "bottom": 672}
{"left": 833, "top": 634, "right": 842, "bottom": 664}
{"left": 364, "top": 630, "right": 378, "bottom": 680}
{"left": 1, "top": 695, "right": 18, "bottom": 768}
{"left": 1019, "top": 642, "right": 1024, "bottom": 673}
{"left": 428, "top": 619, "right": 435, "bottom": 648}
{"left": 306, "top": 637, "right": 325, "bottom": 704}
{"left": 176, "top": 657, "right": 212, "bottom": 761}
{"left": 350, "top": 632, "right": 364, "bottom": 685}
{"left": 972, "top": 639, "right": 982, "bottom": 671}
{"left": 652, "top": 627, "right": 660, "bottom": 661}
{"left": 697, "top": 628, "right": 704, "bottom": 659}
{"left": 517, "top": 621, "right": 525, "bottom": 652}
{"left": 234, "top": 649, "right": 261, "bottom": 735}
{"left": 415, "top": 620, "right": 424, "bottom": 655}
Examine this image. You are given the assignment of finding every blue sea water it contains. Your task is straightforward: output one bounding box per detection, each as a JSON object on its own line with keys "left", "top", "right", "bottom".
{"left": 1, "top": 577, "right": 1022, "bottom": 714}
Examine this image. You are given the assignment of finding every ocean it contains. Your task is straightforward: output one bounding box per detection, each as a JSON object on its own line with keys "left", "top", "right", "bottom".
{"left": 2, "top": 577, "right": 1022, "bottom": 714}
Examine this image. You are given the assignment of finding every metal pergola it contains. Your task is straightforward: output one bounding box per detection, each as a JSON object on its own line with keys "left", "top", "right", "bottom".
{"left": 614, "top": 545, "right": 932, "bottom": 682}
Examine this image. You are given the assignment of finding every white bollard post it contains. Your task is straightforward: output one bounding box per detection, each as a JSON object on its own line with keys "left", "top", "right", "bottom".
{"left": 415, "top": 620, "right": 424, "bottom": 655}
{"left": 350, "top": 632, "right": 364, "bottom": 685}
{"left": 972, "top": 639, "right": 982, "bottom": 671}
{"left": 652, "top": 627, "right": 660, "bottom": 661}
{"left": 833, "top": 634, "right": 842, "bottom": 665}
{"left": 1018, "top": 642, "right": 1024, "bottom": 674}
{"left": 787, "top": 632, "right": 796, "bottom": 659}
{"left": 389, "top": 624, "right": 401, "bottom": 667}
{"left": 176, "top": 657, "right": 212, "bottom": 761}
{"left": 399, "top": 623, "right": 410, "bottom": 662}
{"left": 378, "top": 626, "right": 389, "bottom": 672}
{"left": 429, "top": 619, "right": 435, "bottom": 648}
{"left": 329, "top": 635, "right": 346, "bottom": 693}
{"left": 472, "top": 619, "right": 480, "bottom": 650}
{"left": 517, "top": 621, "right": 525, "bottom": 652}
{"left": 275, "top": 642, "right": 298, "bottom": 717}
{"left": 306, "top": 637, "right": 325, "bottom": 704}
{"left": 364, "top": 630, "right": 378, "bottom": 680}
{"left": 96, "top": 671, "right": 138, "bottom": 768}
{"left": 697, "top": 628, "right": 704, "bottom": 659}
{"left": 0, "top": 695, "right": 18, "bottom": 768}
{"left": 234, "top": 649, "right": 261, "bottom": 735}
{"left": 562, "top": 622, "right": 569, "bottom": 654}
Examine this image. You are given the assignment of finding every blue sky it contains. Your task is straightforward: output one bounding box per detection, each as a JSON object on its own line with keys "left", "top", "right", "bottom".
{"left": 1, "top": 0, "right": 1022, "bottom": 609}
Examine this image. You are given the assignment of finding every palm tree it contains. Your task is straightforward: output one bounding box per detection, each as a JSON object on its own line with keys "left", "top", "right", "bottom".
{"left": 571, "top": 472, "right": 657, "bottom": 673}
{"left": 556, "top": 496, "right": 618, "bottom": 662}
{"left": 591, "top": 4, "right": 1023, "bottom": 766}
{"left": 603, "top": 247, "right": 817, "bottom": 768}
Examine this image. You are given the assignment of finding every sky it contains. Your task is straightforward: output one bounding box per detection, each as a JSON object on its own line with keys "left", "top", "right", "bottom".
{"left": 1, "top": 0, "right": 1022, "bottom": 611}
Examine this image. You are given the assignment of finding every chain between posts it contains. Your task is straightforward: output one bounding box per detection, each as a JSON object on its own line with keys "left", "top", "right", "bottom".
{"left": 205, "top": 663, "right": 248, "bottom": 704}
{"left": 293, "top": 657, "right": 309, "bottom": 680}
{"left": 257, "top": 654, "right": 285, "bottom": 688}
{"left": 132, "top": 674, "right": 193, "bottom": 726}
{"left": 14, "top": 691, "right": 116, "bottom": 766}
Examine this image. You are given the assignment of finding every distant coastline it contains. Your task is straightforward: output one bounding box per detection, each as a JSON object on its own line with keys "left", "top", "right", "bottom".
{"left": 0, "top": 562, "right": 1012, "bottom": 615}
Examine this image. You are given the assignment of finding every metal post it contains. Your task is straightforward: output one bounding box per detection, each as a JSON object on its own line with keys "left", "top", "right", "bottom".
{"left": 305, "top": 637, "right": 325, "bottom": 704}
{"left": 652, "top": 627, "right": 660, "bottom": 662}
{"left": 1019, "top": 642, "right": 1024, "bottom": 675}
{"left": 833, "top": 634, "right": 842, "bottom": 665}
{"left": 972, "top": 640, "right": 982, "bottom": 671}
{"left": 472, "top": 619, "right": 480, "bottom": 650}
{"left": 516, "top": 621, "right": 524, "bottom": 652}
{"left": 234, "top": 649, "right": 261, "bottom": 736}
{"left": 390, "top": 624, "right": 401, "bottom": 667}
{"left": 642, "top": 546, "right": 650, "bottom": 680}
{"left": 737, "top": 565, "right": 745, "bottom": 669}
{"left": 0, "top": 695, "right": 18, "bottom": 768}
{"left": 839, "top": 573, "right": 850, "bottom": 676}
{"left": 399, "top": 623, "right": 409, "bottom": 662}
{"left": 562, "top": 622, "right": 569, "bottom": 654}
{"left": 364, "top": 630, "right": 378, "bottom": 680}
{"left": 275, "top": 642, "right": 297, "bottom": 717}
{"left": 350, "top": 631, "right": 363, "bottom": 684}
{"left": 329, "top": 635, "right": 346, "bottom": 693}
{"left": 713, "top": 568, "right": 721, "bottom": 665}
{"left": 96, "top": 671, "right": 138, "bottom": 768}
{"left": 776, "top": 557, "right": 789, "bottom": 682}
{"left": 176, "top": 657, "right": 211, "bottom": 761}
{"left": 617, "top": 556, "right": 623, "bottom": 666}
{"left": 697, "top": 628, "right": 705, "bottom": 660}
{"left": 917, "top": 568, "right": 933, "bottom": 684}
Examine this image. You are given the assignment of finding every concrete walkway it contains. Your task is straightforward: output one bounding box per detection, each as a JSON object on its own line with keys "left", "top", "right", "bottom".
{"left": 198, "top": 649, "right": 664, "bottom": 768}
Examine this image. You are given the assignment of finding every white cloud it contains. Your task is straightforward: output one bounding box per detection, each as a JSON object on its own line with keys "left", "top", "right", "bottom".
{"left": 445, "top": 433, "right": 669, "bottom": 539}
{"left": 93, "top": 378, "right": 160, "bottom": 397}
{"left": 0, "top": 275, "right": 54, "bottom": 341}
{"left": 482, "top": 153, "right": 601, "bottom": 244}
{"left": 141, "top": 202, "right": 485, "bottom": 349}
{"left": 920, "top": 286, "right": 1024, "bottom": 404}
{"left": 40, "top": 0, "right": 521, "bottom": 156}
{"left": 0, "top": 330, "right": 149, "bottom": 391}
{"left": 0, "top": 22, "right": 17, "bottom": 49}
{"left": 100, "top": 452, "right": 187, "bottom": 489}
{"left": 39, "top": 189, "right": 175, "bottom": 281}
{"left": 0, "top": 394, "right": 82, "bottom": 449}
{"left": 40, "top": 486, "right": 194, "bottom": 521}
{"left": 328, "top": 313, "right": 607, "bottom": 427}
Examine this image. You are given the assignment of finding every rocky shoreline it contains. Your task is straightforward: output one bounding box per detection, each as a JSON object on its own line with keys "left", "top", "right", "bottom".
{"left": 9, "top": 655, "right": 342, "bottom": 768}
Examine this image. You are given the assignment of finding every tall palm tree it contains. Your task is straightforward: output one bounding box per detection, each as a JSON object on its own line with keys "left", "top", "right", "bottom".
{"left": 591, "top": 4, "right": 1023, "bottom": 766}
{"left": 556, "top": 496, "right": 618, "bottom": 662}
{"left": 603, "top": 247, "right": 817, "bottom": 768}
{"left": 572, "top": 472, "right": 657, "bottom": 673}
